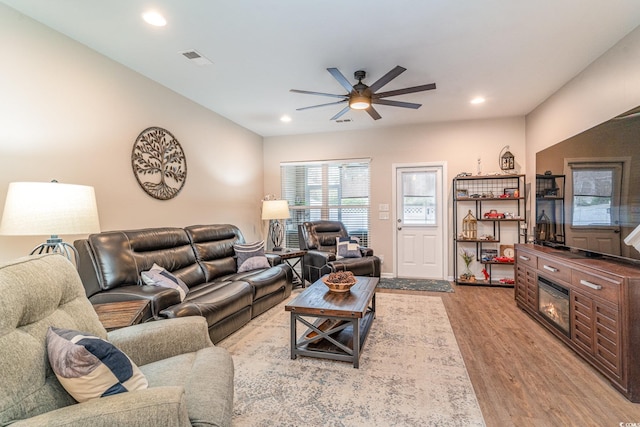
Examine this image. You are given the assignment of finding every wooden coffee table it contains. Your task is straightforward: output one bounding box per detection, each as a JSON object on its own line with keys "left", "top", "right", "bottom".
{"left": 285, "top": 275, "right": 378, "bottom": 368}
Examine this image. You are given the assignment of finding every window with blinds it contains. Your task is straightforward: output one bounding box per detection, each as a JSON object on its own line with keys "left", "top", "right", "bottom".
{"left": 281, "top": 159, "right": 371, "bottom": 249}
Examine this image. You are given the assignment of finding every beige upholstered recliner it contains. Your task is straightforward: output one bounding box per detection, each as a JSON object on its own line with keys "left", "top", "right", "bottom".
{"left": 0, "top": 254, "right": 233, "bottom": 427}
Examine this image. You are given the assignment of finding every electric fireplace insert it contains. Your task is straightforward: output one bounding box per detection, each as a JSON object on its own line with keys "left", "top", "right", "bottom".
{"left": 538, "top": 276, "right": 570, "bottom": 336}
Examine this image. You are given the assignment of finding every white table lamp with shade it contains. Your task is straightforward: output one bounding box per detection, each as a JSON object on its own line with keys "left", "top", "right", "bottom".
{"left": 0, "top": 181, "right": 101, "bottom": 263}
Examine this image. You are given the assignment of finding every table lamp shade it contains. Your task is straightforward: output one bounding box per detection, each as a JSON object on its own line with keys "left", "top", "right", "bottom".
{"left": 625, "top": 224, "right": 640, "bottom": 252}
{"left": 0, "top": 182, "right": 101, "bottom": 236}
{"left": 261, "top": 200, "right": 290, "bottom": 220}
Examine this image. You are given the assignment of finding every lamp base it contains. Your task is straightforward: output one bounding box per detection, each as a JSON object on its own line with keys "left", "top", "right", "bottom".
{"left": 30, "top": 235, "right": 78, "bottom": 264}
{"left": 269, "top": 219, "right": 285, "bottom": 251}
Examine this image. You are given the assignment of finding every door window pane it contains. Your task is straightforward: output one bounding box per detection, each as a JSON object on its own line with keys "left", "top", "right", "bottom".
{"left": 402, "top": 171, "right": 436, "bottom": 225}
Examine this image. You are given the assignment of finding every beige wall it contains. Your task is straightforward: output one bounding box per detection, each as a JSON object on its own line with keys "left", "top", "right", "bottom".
{"left": 264, "top": 117, "right": 526, "bottom": 277}
{"left": 0, "top": 5, "right": 264, "bottom": 262}
{"left": 525, "top": 26, "right": 640, "bottom": 186}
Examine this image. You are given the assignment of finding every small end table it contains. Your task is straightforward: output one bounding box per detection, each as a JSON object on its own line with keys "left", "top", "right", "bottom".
{"left": 93, "top": 300, "right": 151, "bottom": 331}
{"left": 268, "top": 248, "right": 307, "bottom": 287}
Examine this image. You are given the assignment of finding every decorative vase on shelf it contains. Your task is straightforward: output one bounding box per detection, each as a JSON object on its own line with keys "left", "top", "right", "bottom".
{"left": 462, "top": 264, "right": 473, "bottom": 278}
{"left": 459, "top": 249, "right": 475, "bottom": 281}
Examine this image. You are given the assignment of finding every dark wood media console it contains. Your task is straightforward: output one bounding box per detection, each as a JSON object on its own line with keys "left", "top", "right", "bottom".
{"left": 515, "top": 243, "right": 640, "bottom": 402}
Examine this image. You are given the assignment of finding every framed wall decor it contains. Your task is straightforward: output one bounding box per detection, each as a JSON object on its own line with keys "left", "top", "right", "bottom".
{"left": 131, "top": 127, "right": 187, "bottom": 200}
{"left": 499, "top": 244, "right": 515, "bottom": 258}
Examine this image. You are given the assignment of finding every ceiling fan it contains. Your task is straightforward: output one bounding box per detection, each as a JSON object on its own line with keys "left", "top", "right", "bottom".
{"left": 290, "top": 66, "right": 436, "bottom": 121}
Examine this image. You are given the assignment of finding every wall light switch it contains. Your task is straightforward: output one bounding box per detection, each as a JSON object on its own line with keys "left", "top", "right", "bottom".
{"left": 379, "top": 212, "right": 389, "bottom": 220}
{"left": 379, "top": 203, "right": 389, "bottom": 211}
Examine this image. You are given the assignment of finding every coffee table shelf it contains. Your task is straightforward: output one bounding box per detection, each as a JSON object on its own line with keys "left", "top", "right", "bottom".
{"left": 285, "top": 275, "right": 378, "bottom": 368}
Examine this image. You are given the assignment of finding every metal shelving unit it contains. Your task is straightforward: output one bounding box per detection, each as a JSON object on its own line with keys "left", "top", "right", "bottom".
{"left": 535, "top": 174, "right": 565, "bottom": 245}
{"left": 453, "top": 174, "right": 527, "bottom": 287}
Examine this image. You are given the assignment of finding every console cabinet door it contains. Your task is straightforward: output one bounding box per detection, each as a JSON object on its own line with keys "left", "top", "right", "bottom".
{"left": 571, "top": 290, "right": 621, "bottom": 382}
{"left": 515, "top": 250, "right": 537, "bottom": 312}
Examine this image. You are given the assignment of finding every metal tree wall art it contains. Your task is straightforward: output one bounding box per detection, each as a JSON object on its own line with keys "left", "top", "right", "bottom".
{"left": 132, "top": 127, "right": 187, "bottom": 200}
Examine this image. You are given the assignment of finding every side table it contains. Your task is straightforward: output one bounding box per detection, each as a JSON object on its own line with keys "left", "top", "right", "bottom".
{"left": 93, "top": 300, "right": 151, "bottom": 331}
{"left": 268, "top": 248, "right": 307, "bottom": 287}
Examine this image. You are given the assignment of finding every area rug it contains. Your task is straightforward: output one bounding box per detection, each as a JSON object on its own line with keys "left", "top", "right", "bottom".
{"left": 218, "top": 292, "right": 484, "bottom": 426}
{"left": 378, "top": 277, "right": 454, "bottom": 292}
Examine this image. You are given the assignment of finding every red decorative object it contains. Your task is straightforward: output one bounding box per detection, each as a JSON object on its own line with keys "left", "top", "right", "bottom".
{"left": 481, "top": 268, "right": 490, "bottom": 280}
{"left": 483, "top": 209, "right": 505, "bottom": 219}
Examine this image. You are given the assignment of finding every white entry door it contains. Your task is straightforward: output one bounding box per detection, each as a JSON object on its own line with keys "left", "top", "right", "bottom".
{"left": 395, "top": 164, "right": 446, "bottom": 279}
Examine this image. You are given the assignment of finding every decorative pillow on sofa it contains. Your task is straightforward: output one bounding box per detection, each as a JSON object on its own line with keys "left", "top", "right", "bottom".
{"left": 336, "top": 237, "right": 362, "bottom": 259}
{"left": 234, "top": 241, "right": 271, "bottom": 273}
{"left": 141, "top": 263, "right": 189, "bottom": 301}
{"left": 46, "top": 326, "right": 148, "bottom": 403}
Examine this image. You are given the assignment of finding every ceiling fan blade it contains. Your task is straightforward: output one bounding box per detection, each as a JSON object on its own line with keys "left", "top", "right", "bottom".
{"left": 366, "top": 106, "right": 382, "bottom": 120}
{"left": 372, "top": 99, "right": 422, "bottom": 109}
{"left": 330, "top": 106, "right": 351, "bottom": 120}
{"left": 290, "top": 89, "right": 347, "bottom": 99}
{"left": 296, "top": 100, "right": 348, "bottom": 111}
{"left": 327, "top": 68, "right": 355, "bottom": 93}
{"left": 368, "top": 65, "right": 406, "bottom": 93}
{"left": 374, "top": 83, "right": 437, "bottom": 99}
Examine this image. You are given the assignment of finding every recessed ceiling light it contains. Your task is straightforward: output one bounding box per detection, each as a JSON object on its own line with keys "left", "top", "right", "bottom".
{"left": 470, "top": 97, "right": 486, "bottom": 105}
{"left": 280, "top": 115, "right": 292, "bottom": 123}
{"left": 142, "top": 11, "right": 167, "bottom": 27}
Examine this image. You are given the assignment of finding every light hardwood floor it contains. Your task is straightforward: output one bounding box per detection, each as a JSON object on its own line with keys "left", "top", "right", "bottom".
{"left": 378, "top": 284, "right": 640, "bottom": 427}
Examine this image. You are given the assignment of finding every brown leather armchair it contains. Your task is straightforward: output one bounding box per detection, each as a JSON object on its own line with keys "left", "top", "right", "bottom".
{"left": 298, "top": 220, "right": 381, "bottom": 284}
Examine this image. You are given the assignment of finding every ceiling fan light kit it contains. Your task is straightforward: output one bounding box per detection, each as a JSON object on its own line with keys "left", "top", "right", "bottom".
{"left": 349, "top": 94, "right": 370, "bottom": 110}
{"left": 291, "top": 65, "right": 436, "bottom": 121}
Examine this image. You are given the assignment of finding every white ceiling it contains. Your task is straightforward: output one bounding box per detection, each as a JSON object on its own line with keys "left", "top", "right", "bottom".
{"left": 2, "top": 1, "right": 640, "bottom": 137}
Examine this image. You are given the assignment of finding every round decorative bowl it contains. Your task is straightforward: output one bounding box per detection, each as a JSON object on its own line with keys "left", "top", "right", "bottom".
{"left": 322, "top": 276, "right": 357, "bottom": 293}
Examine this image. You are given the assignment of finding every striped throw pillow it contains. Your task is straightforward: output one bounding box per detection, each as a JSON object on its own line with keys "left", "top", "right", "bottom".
{"left": 46, "top": 327, "right": 148, "bottom": 403}
{"left": 234, "top": 241, "right": 271, "bottom": 272}
{"left": 141, "top": 263, "right": 189, "bottom": 301}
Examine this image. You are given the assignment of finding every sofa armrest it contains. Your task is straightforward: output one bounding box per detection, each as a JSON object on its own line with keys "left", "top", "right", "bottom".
{"left": 305, "top": 249, "right": 335, "bottom": 265}
{"left": 359, "top": 247, "right": 374, "bottom": 257}
{"left": 108, "top": 317, "right": 213, "bottom": 366}
{"left": 302, "top": 249, "right": 335, "bottom": 283}
{"left": 12, "top": 386, "right": 189, "bottom": 427}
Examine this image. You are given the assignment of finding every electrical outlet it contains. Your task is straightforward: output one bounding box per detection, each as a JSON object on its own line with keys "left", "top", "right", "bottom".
{"left": 379, "top": 255, "right": 384, "bottom": 264}
{"left": 379, "top": 212, "right": 389, "bottom": 220}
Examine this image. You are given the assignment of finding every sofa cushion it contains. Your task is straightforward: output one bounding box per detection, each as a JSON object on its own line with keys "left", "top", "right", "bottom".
{"left": 140, "top": 346, "right": 233, "bottom": 427}
{"left": 161, "top": 280, "right": 253, "bottom": 327}
{"left": 234, "top": 241, "right": 270, "bottom": 273}
{"left": 46, "top": 327, "right": 148, "bottom": 403}
{"left": 185, "top": 224, "right": 244, "bottom": 282}
{"left": 224, "top": 266, "right": 290, "bottom": 300}
{"left": 141, "top": 263, "right": 189, "bottom": 302}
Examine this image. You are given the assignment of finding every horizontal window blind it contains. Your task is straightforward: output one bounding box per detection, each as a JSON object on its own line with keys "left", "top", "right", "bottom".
{"left": 281, "top": 159, "right": 371, "bottom": 248}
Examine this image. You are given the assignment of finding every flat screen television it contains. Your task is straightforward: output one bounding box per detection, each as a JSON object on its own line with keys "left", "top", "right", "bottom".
{"left": 535, "top": 105, "right": 640, "bottom": 263}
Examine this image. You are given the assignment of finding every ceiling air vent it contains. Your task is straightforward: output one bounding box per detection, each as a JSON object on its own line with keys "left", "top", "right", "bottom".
{"left": 179, "top": 50, "right": 213, "bottom": 66}
{"left": 336, "top": 119, "right": 352, "bottom": 123}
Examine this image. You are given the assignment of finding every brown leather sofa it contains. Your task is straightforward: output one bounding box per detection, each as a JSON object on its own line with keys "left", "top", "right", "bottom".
{"left": 74, "top": 224, "right": 292, "bottom": 343}
{"left": 298, "top": 220, "right": 381, "bottom": 283}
